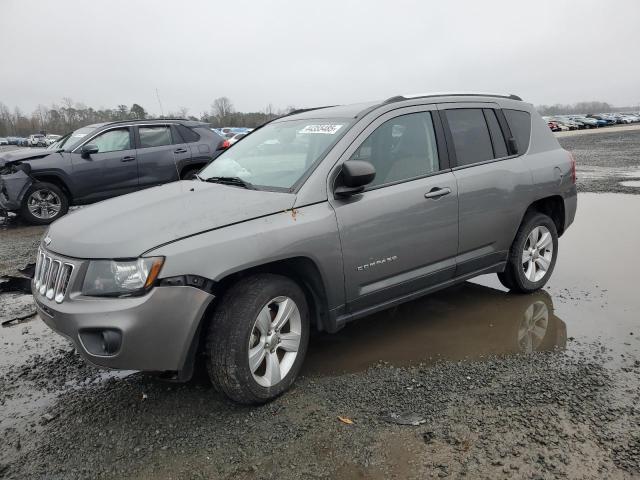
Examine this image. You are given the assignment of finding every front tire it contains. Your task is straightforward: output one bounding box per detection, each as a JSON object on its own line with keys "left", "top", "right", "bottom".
{"left": 498, "top": 212, "right": 558, "bottom": 293}
{"left": 206, "top": 274, "right": 310, "bottom": 404}
{"left": 20, "top": 182, "right": 69, "bottom": 225}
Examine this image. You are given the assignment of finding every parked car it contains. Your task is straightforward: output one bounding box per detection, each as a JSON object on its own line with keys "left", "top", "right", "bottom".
{"left": 228, "top": 132, "right": 248, "bottom": 144}
{"left": 587, "top": 114, "right": 615, "bottom": 126}
{"left": 28, "top": 134, "right": 46, "bottom": 147}
{"left": 0, "top": 119, "right": 228, "bottom": 224}
{"left": 45, "top": 134, "right": 61, "bottom": 146}
{"left": 34, "top": 92, "right": 577, "bottom": 404}
{"left": 0, "top": 138, "right": 8, "bottom": 145}
{"left": 568, "top": 116, "right": 599, "bottom": 128}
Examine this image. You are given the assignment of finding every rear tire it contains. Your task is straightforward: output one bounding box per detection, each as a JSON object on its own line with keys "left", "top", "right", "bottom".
{"left": 20, "top": 182, "right": 69, "bottom": 225}
{"left": 498, "top": 212, "right": 558, "bottom": 293}
{"left": 205, "top": 274, "right": 310, "bottom": 404}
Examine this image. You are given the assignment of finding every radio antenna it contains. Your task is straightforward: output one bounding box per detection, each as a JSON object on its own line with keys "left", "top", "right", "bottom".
{"left": 156, "top": 88, "right": 165, "bottom": 117}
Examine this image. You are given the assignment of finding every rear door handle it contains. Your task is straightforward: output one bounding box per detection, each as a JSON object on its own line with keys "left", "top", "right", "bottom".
{"left": 174, "top": 148, "right": 188, "bottom": 154}
{"left": 121, "top": 156, "right": 136, "bottom": 162}
{"left": 424, "top": 187, "right": 452, "bottom": 199}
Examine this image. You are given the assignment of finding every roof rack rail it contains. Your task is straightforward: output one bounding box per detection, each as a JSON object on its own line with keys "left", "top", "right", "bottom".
{"left": 383, "top": 92, "right": 523, "bottom": 103}
{"left": 106, "top": 117, "right": 189, "bottom": 125}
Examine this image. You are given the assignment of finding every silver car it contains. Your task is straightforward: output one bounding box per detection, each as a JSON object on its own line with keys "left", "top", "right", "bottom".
{"left": 33, "top": 93, "right": 577, "bottom": 404}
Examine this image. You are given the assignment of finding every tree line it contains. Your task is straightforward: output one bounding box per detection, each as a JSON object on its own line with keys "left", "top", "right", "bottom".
{"left": 1, "top": 97, "right": 633, "bottom": 137}
{"left": 0, "top": 97, "right": 293, "bottom": 137}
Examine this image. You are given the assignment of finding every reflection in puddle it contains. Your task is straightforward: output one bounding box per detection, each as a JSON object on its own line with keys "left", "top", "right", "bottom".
{"left": 304, "top": 283, "right": 565, "bottom": 376}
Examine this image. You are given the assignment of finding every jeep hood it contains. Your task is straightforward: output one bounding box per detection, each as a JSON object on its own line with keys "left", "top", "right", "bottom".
{"left": 46, "top": 181, "right": 296, "bottom": 258}
{"left": 0, "top": 148, "right": 54, "bottom": 167}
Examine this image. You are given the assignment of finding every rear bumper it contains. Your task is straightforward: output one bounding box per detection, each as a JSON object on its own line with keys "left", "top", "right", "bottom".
{"left": 35, "top": 285, "right": 214, "bottom": 372}
{"left": 563, "top": 185, "right": 578, "bottom": 232}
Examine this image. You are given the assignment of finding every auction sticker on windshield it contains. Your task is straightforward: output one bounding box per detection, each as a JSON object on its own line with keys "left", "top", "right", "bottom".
{"left": 299, "top": 124, "right": 343, "bottom": 135}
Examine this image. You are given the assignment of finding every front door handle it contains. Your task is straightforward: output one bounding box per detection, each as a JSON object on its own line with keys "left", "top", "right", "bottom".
{"left": 174, "top": 148, "right": 188, "bottom": 154}
{"left": 121, "top": 156, "right": 136, "bottom": 162}
{"left": 424, "top": 187, "right": 452, "bottom": 199}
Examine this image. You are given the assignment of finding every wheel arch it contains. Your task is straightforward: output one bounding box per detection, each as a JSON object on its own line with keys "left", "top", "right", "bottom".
{"left": 213, "top": 256, "right": 331, "bottom": 333}
{"left": 30, "top": 173, "right": 73, "bottom": 203}
{"left": 523, "top": 195, "right": 566, "bottom": 236}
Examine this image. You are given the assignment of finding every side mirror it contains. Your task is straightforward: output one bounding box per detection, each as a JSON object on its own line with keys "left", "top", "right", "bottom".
{"left": 80, "top": 144, "right": 99, "bottom": 158}
{"left": 335, "top": 160, "right": 376, "bottom": 197}
{"left": 507, "top": 137, "right": 519, "bottom": 155}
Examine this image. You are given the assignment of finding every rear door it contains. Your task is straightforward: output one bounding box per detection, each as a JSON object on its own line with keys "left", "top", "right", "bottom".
{"left": 439, "top": 103, "right": 532, "bottom": 275}
{"left": 330, "top": 106, "right": 459, "bottom": 315}
{"left": 135, "top": 124, "right": 183, "bottom": 187}
{"left": 70, "top": 126, "right": 138, "bottom": 201}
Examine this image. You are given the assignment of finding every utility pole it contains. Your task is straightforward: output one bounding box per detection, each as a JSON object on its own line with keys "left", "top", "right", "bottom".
{"left": 156, "top": 88, "right": 164, "bottom": 118}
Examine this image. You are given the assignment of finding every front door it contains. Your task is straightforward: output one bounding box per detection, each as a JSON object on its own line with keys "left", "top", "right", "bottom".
{"left": 330, "top": 108, "right": 459, "bottom": 315}
{"left": 71, "top": 126, "right": 138, "bottom": 202}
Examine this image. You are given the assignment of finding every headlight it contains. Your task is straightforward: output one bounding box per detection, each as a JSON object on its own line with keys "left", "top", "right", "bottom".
{"left": 82, "top": 257, "right": 164, "bottom": 297}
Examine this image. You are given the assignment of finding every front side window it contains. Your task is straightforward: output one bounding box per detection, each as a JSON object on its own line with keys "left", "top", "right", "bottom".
{"left": 199, "top": 118, "right": 351, "bottom": 190}
{"left": 446, "top": 109, "right": 494, "bottom": 166}
{"left": 349, "top": 112, "right": 439, "bottom": 188}
{"left": 139, "top": 126, "right": 172, "bottom": 148}
{"left": 90, "top": 128, "right": 131, "bottom": 153}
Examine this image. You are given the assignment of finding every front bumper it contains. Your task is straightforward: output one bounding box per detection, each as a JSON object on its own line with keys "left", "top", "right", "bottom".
{"left": 35, "top": 284, "right": 214, "bottom": 372}
{"left": 0, "top": 170, "right": 32, "bottom": 211}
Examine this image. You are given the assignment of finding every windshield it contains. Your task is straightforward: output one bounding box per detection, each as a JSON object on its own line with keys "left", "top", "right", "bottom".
{"left": 199, "top": 118, "right": 351, "bottom": 190}
{"left": 48, "top": 126, "right": 97, "bottom": 151}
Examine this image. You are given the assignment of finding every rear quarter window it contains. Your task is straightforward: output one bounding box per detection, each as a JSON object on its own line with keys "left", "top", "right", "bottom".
{"left": 177, "top": 125, "right": 200, "bottom": 143}
{"left": 504, "top": 109, "right": 531, "bottom": 154}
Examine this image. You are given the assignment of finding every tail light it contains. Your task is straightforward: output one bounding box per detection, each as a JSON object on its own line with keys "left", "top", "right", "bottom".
{"left": 568, "top": 151, "right": 576, "bottom": 183}
{"left": 220, "top": 139, "right": 230, "bottom": 149}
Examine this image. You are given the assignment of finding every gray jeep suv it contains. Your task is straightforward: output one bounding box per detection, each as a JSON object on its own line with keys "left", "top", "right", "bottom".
{"left": 33, "top": 93, "right": 577, "bottom": 404}
{"left": 0, "top": 119, "right": 227, "bottom": 224}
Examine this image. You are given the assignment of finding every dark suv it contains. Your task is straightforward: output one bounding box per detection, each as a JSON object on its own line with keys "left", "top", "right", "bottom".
{"left": 0, "top": 119, "right": 227, "bottom": 224}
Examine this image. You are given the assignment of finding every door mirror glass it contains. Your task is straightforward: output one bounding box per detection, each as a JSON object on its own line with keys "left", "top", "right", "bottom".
{"left": 80, "top": 144, "right": 99, "bottom": 157}
{"left": 335, "top": 160, "right": 376, "bottom": 197}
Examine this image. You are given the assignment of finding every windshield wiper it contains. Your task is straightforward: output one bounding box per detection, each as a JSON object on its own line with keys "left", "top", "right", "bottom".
{"left": 204, "top": 176, "right": 254, "bottom": 189}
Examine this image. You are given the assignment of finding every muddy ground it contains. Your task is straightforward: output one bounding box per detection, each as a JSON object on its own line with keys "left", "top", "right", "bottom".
{"left": 1, "top": 129, "right": 640, "bottom": 479}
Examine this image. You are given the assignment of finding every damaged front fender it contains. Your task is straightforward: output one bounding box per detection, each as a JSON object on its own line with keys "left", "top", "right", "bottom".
{"left": 0, "top": 167, "right": 33, "bottom": 212}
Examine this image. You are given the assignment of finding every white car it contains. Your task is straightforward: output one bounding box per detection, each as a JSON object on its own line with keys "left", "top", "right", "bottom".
{"left": 45, "top": 134, "right": 62, "bottom": 146}
{"left": 0, "top": 137, "right": 8, "bottom": 145}
{"left": 28, "top": 134, "right": 45, "bottom": 147}
{"left": 228, "top": 133, "right": 248, "bottom": 145}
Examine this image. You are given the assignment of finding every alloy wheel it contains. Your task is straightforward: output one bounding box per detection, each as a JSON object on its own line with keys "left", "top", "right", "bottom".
{"left": 27, "top": 189, "right": 62, "bottom": 220}
{"left": 248, "top": 296, "right": 302, "bottom": 388}
{"left": 522, "top": 226, "right": 554, "bottom": 282}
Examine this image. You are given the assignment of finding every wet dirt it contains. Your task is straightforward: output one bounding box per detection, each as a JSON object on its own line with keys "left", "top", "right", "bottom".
{"left": 0, "top": 193, "right": 638, "bottom": 479}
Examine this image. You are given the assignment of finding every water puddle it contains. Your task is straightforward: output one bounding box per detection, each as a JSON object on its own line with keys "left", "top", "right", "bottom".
{"left": 305, "top": 193, "right": 640, "bottom": 375}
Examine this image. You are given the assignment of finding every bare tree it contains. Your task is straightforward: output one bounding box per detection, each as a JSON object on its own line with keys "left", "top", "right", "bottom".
{"left": 211, "top": 97, "right": 234, "bottom": 119}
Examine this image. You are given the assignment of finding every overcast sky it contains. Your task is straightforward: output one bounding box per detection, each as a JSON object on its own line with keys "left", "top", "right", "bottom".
{"left": 1, "top": 0, "right": 639, "bottom": 115}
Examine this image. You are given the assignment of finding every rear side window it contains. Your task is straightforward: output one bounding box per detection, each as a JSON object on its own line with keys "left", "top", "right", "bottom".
{"left": 139, "top": 126, "right": 172, "bottom": 148}
{"left": 350, "top": 112, "right": 439, "bottom": 188}
{"left": 446, "top": 109, "right": 494, "bottom": 166}
{"left": 483, "top": 109, "right": 508, "bottom": 158}
{"left": 177, "top": 125, "right": 200, "bottom": 143}
{"left": 504, "top": 109, "right": 531, "bottom": 153}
